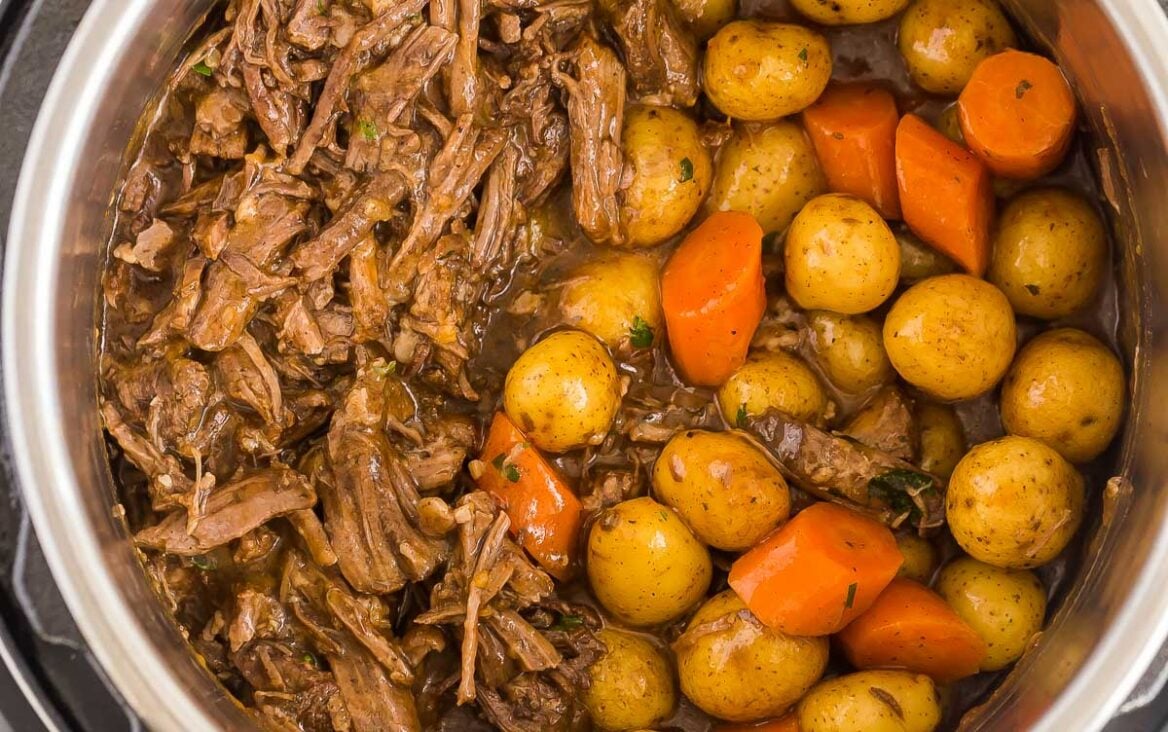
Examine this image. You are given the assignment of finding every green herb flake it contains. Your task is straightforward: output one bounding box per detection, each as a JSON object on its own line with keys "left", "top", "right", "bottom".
{"left": 503, "top": 464, "right": 521, "bottom": 483}
{"left": 191, "top": 555, "right": 215, "bottom": 571}
{"left": 357, "top": 119, "right": 378, "bottom": 142}
{"left": 315, "top": 0, "right": 326, "bottom": 15}
{"left": 491, "top": 453, "right": 507, "bottom": 471}
{"left": 1025, "top": 283, "right": 1041, "bottom": 295}
{"left": 629, "top": 315, "right": 655, "bottom": 348}
{"left": 867, "top": 469, "right": 935, "bottom": 524}
{"left": 1015, "top": 79, "right": 1033, "bottom": 99}
{"left": 845, "top": 582, "right": 858, "bottom": 609}
{"left": 192, "top": 61, "right": 213, "bottom": 77}
{"left": 798, "top": 47, "right": 809, "bottom": 62}
{"left": 659, "top": 510, "right": 670, "bottom": 522}
{"left": 679, "top": 157, "right": 694, "bottom": 183}
{"left": 735, "top": 403, "right": 748, "bottom": 428}
{"left": 301, "top": 651, "right": 319, "bottom": 668}
{"left": 552, "top": 614, "right": 585, "bottom": 631}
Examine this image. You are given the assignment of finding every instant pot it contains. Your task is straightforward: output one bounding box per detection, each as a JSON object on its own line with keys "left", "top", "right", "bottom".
{"left": 2, "top": 0, "right": 1168, "bottom": 730}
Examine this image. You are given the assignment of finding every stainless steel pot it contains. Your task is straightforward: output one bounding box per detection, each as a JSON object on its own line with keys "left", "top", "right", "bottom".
{"left": 5, "top": 1, "right": 1168, "bottom": 729}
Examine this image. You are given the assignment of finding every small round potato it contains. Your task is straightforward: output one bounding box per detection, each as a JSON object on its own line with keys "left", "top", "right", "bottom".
{"left": 791, "top": 0, "right": 909, "bottom": 25}
{"left": 653, "top": 430, "right": 791, "bottom": 550}
{"left": 620, "top": 105, "right": 713, "bottom": 247}
{"left": 989, "top": 188, "right": 1108, "bottom": 320}
{"left": 916, "top": 402, "right": 966, "bottom": 479}
{"left": 503, "top": 330, "right": 622, "bottom": 453}
{"left": 895, "top": 533, "right": 938, "bottom": 584}
{"left": 587, "top": 497, "right": 712, "bottom": 626}
{"left": 786, "top": 194, "right": 901, "bottom": 315}
{"left": 1000, "top": 328, "right": 1125, "bottom": 463}
{"left": 557, "top": 253, "right": 662, "bottom": 351}
{"left": 883, "top": 275, "right": 1017, "bottom": 401}
{"left": 718, "top": 350, "right": 828, "bottom": 425}
{"left": 937, "top": 557, "right": 1047, "bottom": 672}
{"left": 676, "top": 591, "right": 829, "bottom": 722}
{"left": 704, "top": 21, "right": 832, "bottom": 121}
{"left": 809, "top": 311, "right": 895, "bottom": 394}
{"left": 898, "top": 0, "right": 1018, "bottom": 95}
{"left": 671, "top": 0, "right": 736, "bottom": 39}
{"left": 946, "top": 436, "right": 1084, "bottom": 569}
{"left": 798, "top": 670, "right": 941, "bottom": 732}
{"left": 584, "top": 629, "right": 677, "bottom": 730}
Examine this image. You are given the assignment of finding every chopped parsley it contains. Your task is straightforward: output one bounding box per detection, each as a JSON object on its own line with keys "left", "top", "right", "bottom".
{"left": 867, "top": 469, "right": 935, "bottom": 523}
{"left": 629, "top": 316, "right": 655, "bottom": 348}
{"left": 798, "top": 47, "right": 809, "bottom": 62}
{"left": 357, "top": 119, "right": 378, "bottom": 142}
{"left": 679, "top": 157, "right": 694, "bottom": 183}
{"left": 191, "top": 554, "right": 215, "bottom": 570}
{"left": 316, "top": 0, "right": 326, "bottom": 14}
{"left": 491, "top": 453, "right": 507, "bottom": 471}
{"left": 1015, "top": 79, "right": 1033, "bottom": 99}
{"left": 735, "top": 403, "right": 748, "bottom": 428}
{"left": 845, "top": 582, "right": 858, "bottom": 609}
{"left": 301, "top": 651, "right": 319, "bottom": 668}
{"left": 502, "top": 464, "right": 521, "bottom": 483}
{"left": 192, "top": 61, "right": 213, "bottom": 77}
{"left": 552, "top": 614, "right": 585, "bottom": 631}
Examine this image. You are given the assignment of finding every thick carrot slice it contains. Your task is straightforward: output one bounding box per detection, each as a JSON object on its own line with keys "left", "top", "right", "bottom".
{"left": 477, "top": 412, "right": 582, "bottom": 580}
{"left": 837, "top": 577, "right": 987, "bottom": 683}
{"left": 716, "top": 714, "right": 800, "bottom": 732}
{"left": 728, "top": 502, "right": 903, "bottom": 637}
{"left": 895, "top": 114, "right": 995, "bottom": 277}
{"left": 661, "top": 211, "right": 766, "bottom": 387}
{"left": 803, "top": 84, "right": 901, "bottom": 219}
{"left": 958, "top": 50, "right": 1077, "bottom": 180}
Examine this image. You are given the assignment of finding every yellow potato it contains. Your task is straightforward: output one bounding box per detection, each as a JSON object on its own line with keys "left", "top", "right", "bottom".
{"left": 895, "top": 533, "right": 938, "bottom": 583}
{"left": 936, "top": 557, "right": 1047, "bottom": 672}
{"left": 620, "top": 105, "right": 713, "bottom": 247}
{"left": 989, "top": 188, "right": 1108, "bottom": 320}
{"left": 718, "top": 350, "right": 828, "bottom": 425}
{"left": 798, "top": 670, "right": 941, "bottom": 732}
{"left": 671, "top": 0, "right": 736, "bottom": 39}
{"left": 704, "top": 21, "right": 832, "bottom": 121}
{"left": 946, "top": 436, "right": 1084, "bottom": 569}
{"left": 587, "top": 497, "right": 712, "bottom": 626}
{"left": 898, "top": 0, "right": 1017, "bottom": 95}
{"left": 809, "top": 311, "right": 894, "bottom": 394}
{"left": 584, "top": 629, "right": 677, "bottom": 730}
{"left": 653, "top": 430, "right": 790, "bottom": 550}
{"left": 558, "top": 253, "right": 662, "bottom": 351}
{"left": 791, "top": 0, "right": 909, "bottom": 25}
{"left": 675, "top": 591, "right": 829, "bottom": 722}
{"left": 1000, "top": 329, "right": 1125, "bottom": 463}
{"left": 503, "top": 330, "right": 621, "bottom": 453}
{"left": 706, "top": 121, "right": 826, "bottom": 236}
{"left": 883, "top": 274, "right": 1017, "bottom": 401}
{"left": 785, "top": 194, "right": 901, "bottom": 314}
{"left": 897, "top": 228, "right": 958, "bottom": 283}
{"left": 916, "top": 402, "right": 966, "bottom": 479}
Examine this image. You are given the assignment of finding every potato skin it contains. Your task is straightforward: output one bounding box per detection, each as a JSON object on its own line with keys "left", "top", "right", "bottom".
{"left": 706, "top": 121, "right": 826, "bottom": 236}
{"left": 791, "top": 0, "right": 909, "bottom": 25}
{"left": 809, "top": 311, "right": 894, "bottom": 394}
{"left": 798, "top": 670, "right": 941, "bottom": 732}
{"left": 786, "top": 194, "right": 901, "bottom": 314}
{"left": 989, "top": 189, "right": 1108, "bottom": 319}
{"left": 587, "top": 497, "right": 712, "bottom": 626}
{"left": 883, "top": 274, "right": 1017, "bottom": 401}
{"left": 584, "top": 629, "right": 677, "bottom": 730}
{"left": 945, "top": 436, "right": 1084, "bottom": 569}
{"left": 895, "top": 533, "right": 938, "bottom": 583}
{"left": 916, "top": 402, "right": 965, "bottom": 479}
{"left": 1000, "top": 328, "right": 1125, "bottom": 463}
{"left": 504, "top": 330, "right": 622, "bottom": 453}
{"left": 653, "top": 430, "right": 791, "bottom": 550}
{"left": 671, "top": 0, "right": 736, "bottom": 39}
{"left": 675, "top": 591, "right": 829, "bottom": 723}
{"left": 898, "top": 0, "right": 1017, "bottom": 95}
{"left": 936, "top": 557, "right": 1047, "bottom": 671}
{"left": 718, "top": 350, "right": 828, "bottom": 425}
{"left": 558, "top": 253, "right": 662, "bottom": 351}
{"left": 704, "top": 21, "right": 832, "bottom": 121}
{"left": 621, "top": 105, "right": 713, "bottom": 247}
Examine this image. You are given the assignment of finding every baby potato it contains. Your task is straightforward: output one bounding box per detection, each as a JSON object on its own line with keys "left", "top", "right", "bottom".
{"left": 587, "top": 497, "right": 712, "bottom": 626}
{"left": 1000, "top": 328, "right": 1125, "bottom": 463}
{"left": 883, "top": 274, "right": 1017, "bottom": 401}
{"left": 916, "top": 402, "right": 966, "bottom": 479}
{"left": 704, "top": 21, "right": 832, "bottom": 121}
{"left": 584, "top": 629, "right": 677, "bottom": 730}
{"left": 809, "top": 311, "right": 894, "bottom": 394}
{"left": 653, "top": 430, "right": 791, "bottom": 550}
{"left": 558, "top": 253, "right": 662, "bottom": 351}
{"left": 786, "top": 194, "right": 901, "bottom": 314}
{"left": 946, "top": 436, "right": 1084, "bottom": 569}
{"left": 988, "top": 188, "right": 1108, "bottom": 319}
{"left": 937, "top": 557, "right": 1047, "bottom": 672}
{"left": 718, "top": 350, "right": 828, "bottom": 425}
{"left": 676, "top": 591, "right": 829, "bottom": 722}
{"left": 620, "top": 105, "right": 713, "bottom": 247}
{"left": 895, "top": 533, "right": 938, "bottom": 584}
{"left": 791, "top": 0, "right": 909, "bottom": 25}
{"left": 706, "top": 121, "right": 826, "bottom": 236}
{"left": 898, "top": 0, "right": 1017, "bottom": 95}
{"left": 671, "top": 0, "right": 735, "bottom": 39}
{"left": 798, "top": 670, "right": 941, "bottom": 732}
{"left": 503, "top": 330, "right": 621, "bottom": 453}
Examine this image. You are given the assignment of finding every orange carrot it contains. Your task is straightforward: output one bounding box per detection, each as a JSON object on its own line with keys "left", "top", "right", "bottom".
{"left": 803, "top": 84, "right": 901, "bottom": 219}
{"left": 477, "top": 412, "right": 582, "bottom": 580}
{"left": 728, "top": 502, "right": 903, "bottom": 637}
{"left": 958, "top": 50, "right": 1077, "bottom": 180}
{"left": 716, "top": 714, "right": 800, "bottom": 732}
{"left": 896, "top": 114, "right": 995, "bottom": 277}
{"left": 837, "top": 577, "right": 987, "bottom": 683}
{"left": 661, "top": 211, "right": 766, "bottom": 387}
